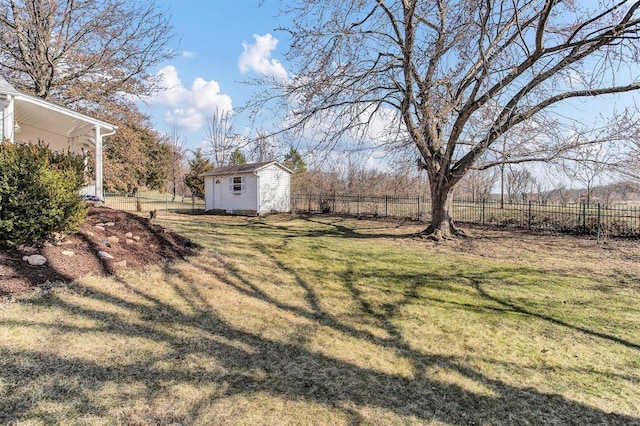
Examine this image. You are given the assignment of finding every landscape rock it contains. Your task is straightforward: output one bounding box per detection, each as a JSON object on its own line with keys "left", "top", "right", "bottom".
{"left": 125, "top": 239, "right": 135, "bottom": 245}
{"left": 107, "top": 236, "right": 120, "bottom": 243}
{"left": 97, "top": 251, "right": 114, "bottom": 260}
{"left": 95, "top": 225, "right": 106, "bottom": 231}
{"left": 105, "top": 222, "right": 115, "bottom": 227}
{"left": 133, "top": 236, "right": 141, "bottom": 241}
{"left": 24, "top": 254, "right": 47, "bottom": 266}
{"left": 61, "top": 250, "right": 75, "bottom": 256}
{"left": 18, "top": 245, "right": 38, "bottom": 254}
{"left": 125, "top": 232, "right": 133, "bottom": 238}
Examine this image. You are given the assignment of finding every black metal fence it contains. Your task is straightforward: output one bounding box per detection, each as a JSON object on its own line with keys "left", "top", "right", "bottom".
{"left": 103, "top": 192, "right": 205, "bottom": 215}
{"left": 292, "top": 193, "right": 640, "bottom": 238}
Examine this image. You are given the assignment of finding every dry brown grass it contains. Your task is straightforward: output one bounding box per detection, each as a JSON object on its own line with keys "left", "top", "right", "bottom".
{"left": 1, "top": 213, "right": 639, "bottom": 425}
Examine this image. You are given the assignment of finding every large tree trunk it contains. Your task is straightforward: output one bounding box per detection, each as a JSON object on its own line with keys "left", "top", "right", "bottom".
{"left": 421, "top": 184, "right": 465, "bottom": 240}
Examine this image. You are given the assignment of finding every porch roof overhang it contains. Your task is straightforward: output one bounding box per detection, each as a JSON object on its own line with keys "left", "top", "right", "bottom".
{"left": 1, "top": 75, "right": 116, "bottom": 198}
{"left": 12, "top": 92, "right": 117, "bottom": 146}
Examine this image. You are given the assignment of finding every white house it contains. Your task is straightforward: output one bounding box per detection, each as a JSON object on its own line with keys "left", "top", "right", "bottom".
{"left": 200, "top": 161, "right": 293, "bottom": 215}
{"left": 0, "top": 75, "right": 117, "bottom": 198}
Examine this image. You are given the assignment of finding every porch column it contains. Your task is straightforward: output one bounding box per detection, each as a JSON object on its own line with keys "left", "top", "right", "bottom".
{"left": 1, "top": 96, "right": 15, "bottom": 141}
{"left": 95, "top": 125, "right": 103, "bottom": 198}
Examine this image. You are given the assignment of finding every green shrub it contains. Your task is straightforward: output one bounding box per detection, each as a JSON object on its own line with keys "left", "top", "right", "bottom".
{"left": 0, "top": 141, "right": 88, "bottom": 247}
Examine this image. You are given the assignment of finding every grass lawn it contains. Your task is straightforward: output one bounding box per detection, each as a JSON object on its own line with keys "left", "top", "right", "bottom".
{"left": 1, "top": 214, "right": 639, "bottom": 425}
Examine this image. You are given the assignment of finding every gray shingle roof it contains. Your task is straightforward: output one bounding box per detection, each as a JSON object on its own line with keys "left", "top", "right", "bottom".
{"left": 199, "top": 161, "right": 292, "bottom": 177}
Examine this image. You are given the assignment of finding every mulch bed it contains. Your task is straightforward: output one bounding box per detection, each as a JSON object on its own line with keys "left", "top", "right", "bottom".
{"left": 0, "top": 206, "right": 197, "bottom": 298}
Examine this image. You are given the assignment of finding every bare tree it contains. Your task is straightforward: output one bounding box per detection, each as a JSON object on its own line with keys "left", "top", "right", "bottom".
{"left": 457, "top": 169, "right": 498, "bottom": 203}
{"left": 250, "top": 131, "right": 277, "bottom": 163}
{"left": 505, "top": 167, "right": 537, "bottom": 203}
{"left": 0, "top": 0, "right": 175, "bottom": 108}
{"left": 615, "top": 115, "right": 640, "bottom": 182}
{"left": 532, "top": 177, "right": 552, "bottom": 204}
{"left": 203, "top": 108, "right": 243, "bottom": 167}
{"left": 253, "top": 1, "right": 640, "bottom": 238}
{"left": 166, "top": 124, "right": 186, "bottom": 201}
{"left": 561, "top": 147, "right": 608, "bottom": 207}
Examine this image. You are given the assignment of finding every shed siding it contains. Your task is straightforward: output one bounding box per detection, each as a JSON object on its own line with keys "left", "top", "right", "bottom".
{"left": 201, "top": 162, "right": 291, "bottom": 215}
{"left": 204, "top": 177, "right": 214, "bottom": 210}
{"left": 220, "top": 174, "right": 258, "bottom": 213}
{"left": 258, "top": 165, "right": 291, "bottom": 214}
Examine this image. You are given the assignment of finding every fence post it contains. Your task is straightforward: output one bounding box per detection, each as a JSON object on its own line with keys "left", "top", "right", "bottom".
{"left": 417, "top": 196, "right": 420, "bottom": 221}
{"left": 385, "top": 195, "right": 388, "bottom": 218}
{"left": 582, "top": 202, "right": 586, "bottom": 233}
{"left": 135, "top": 192, "right": 141, "bottom": 213}
{"left": 528, "top": 200, "right": 532, "bottom": 230}
{"left": 481, "top": 199, "right": 486, "bottom": 225}
{"left": 596, "top": 203, "right": 601, "bottom": 243}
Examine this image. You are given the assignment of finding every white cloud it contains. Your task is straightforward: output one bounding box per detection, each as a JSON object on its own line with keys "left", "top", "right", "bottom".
{"left": 182, "top": 51, "right": 196, "bottom": 58}
{"left": 191, "top": 77, "right": 233, "bottom": 114}
{"left": 147, "top": 65, "right": 233, "bottom": 132}
{"left": 365, "top": 151, "right": 393, "bottom": 172}
{"left": 164, "top": 108, "right": 203, "bottom": 132}
{"left": 239, "top": 33, "right": 288, "bottom": 80}
{"left": 151, "top": 65, "right": 189, "bottom": 106}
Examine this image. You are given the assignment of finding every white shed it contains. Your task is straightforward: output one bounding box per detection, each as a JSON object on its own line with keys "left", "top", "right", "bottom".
{"left": 200, "top": 161, "right": 293, "bottom": 215}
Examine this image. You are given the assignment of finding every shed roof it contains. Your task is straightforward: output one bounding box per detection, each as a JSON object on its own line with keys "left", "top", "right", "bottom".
{"left": 200, "top": 160, "right": 293, "bottom": 177}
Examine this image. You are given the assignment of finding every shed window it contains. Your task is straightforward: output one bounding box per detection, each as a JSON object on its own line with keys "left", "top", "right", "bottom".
{"left": 229, "top": 176, "right": 245, "bottom": 193}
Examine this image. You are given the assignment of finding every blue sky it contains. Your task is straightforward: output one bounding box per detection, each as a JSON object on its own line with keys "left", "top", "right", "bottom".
{"left": 139, "top": 1, "right": 638, "bottom": 182}
{"left": 139, "top": 0, "right": 290, "bottom": 153}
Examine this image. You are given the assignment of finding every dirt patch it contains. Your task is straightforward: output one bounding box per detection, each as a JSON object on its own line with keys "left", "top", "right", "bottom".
{"left": 0, "top": 206, "right": 197, "bottom": 298}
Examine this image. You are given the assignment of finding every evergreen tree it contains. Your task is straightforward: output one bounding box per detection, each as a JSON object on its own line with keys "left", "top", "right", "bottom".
{"left": 143, "top": 133, "right": 171, "bottom": 192}
{"left": 283, "top": 146, "right": 310, "bottom": 193}
{"left": 283, "top": 147, "right": 306, "bottom": 174}
{"left": 184, "top": 148, "right": 214, "bottom": 198}
{"left": 229, "top": 149, "right": 247, "bottom": 165}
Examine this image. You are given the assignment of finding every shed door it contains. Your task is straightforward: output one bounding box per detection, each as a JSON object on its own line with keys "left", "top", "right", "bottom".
{"left": 214, "top": 178, "right": 222, "bottom": 209}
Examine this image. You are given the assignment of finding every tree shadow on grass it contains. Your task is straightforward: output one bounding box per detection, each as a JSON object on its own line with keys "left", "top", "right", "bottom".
{"left": 1, "top": 221, "right": 639, "bottom": 424}
{"left": 468, "top": 271, "right": 640, "bottom": 351}
{"left": 242, "top": 214, "right": 422, "bottom": 240}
